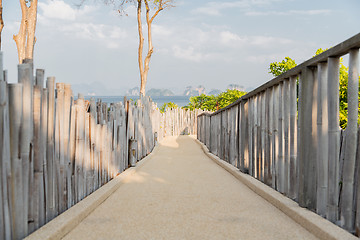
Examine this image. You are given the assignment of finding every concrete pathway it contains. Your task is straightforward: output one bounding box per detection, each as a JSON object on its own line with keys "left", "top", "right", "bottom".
{"left": 62, "top": 136, "right": 318, "bottom": 240}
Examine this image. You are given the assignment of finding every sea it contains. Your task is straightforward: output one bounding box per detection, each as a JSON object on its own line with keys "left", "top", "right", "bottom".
{"left": 83, "top": 95, "right": 191, "bottom": 107}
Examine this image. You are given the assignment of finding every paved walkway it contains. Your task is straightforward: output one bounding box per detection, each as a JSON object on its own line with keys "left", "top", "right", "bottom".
{"left": 62, "top": 136, "right": 318, "bottom": 240}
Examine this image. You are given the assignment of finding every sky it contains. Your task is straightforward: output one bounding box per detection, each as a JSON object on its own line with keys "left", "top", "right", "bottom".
{"left": 1, "top": 0, "right": 360, "bottom": 95}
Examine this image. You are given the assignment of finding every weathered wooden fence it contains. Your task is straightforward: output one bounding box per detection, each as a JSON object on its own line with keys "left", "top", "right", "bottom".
{"left": 0, "top": 54, "right": 199, "bottom": 240}
{"left": 197, "top": 33, "right": 360, "bottom": 234}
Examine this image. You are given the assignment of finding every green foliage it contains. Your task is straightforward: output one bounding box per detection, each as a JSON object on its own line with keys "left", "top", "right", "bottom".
{"left": 183, "top": 89, "right": 247, "bottom": 112}
{"left": 269, "top": 48, "right": 360, "bottom": 129}
{"left": 269, "top": 57, "right": 297, "bottom": 77}
{"left": 160, "top": 102, "right": 178, "bottom": 113}
{"left": 313, "top": 48, "right": 328, "bottom": 57}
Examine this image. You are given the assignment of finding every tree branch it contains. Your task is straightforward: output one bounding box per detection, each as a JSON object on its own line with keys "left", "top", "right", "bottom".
{"left": 137, "top": 0, "right": 146, "bottom": 95}
{"left": 13, "top": 0, "right": 28, "bottom": 63}
{"left": 25, "top": 0, "right": 38, "bottom": 60}
{"left": 0, "top": 1, "right": 4, "bottom": 50}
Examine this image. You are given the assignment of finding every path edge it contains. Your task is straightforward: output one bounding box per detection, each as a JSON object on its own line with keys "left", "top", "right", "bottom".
{"left": 24, "top": 144, "right": 161, "bottom": 240}
{"left": 195, "top": 138, "right": 356, "bottom": 240}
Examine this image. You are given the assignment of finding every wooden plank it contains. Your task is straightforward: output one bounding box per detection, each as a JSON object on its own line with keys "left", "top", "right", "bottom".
{"left": 40, "top": 88, "right": 48, "bottom": 222}
{"left": 63, "top": 84, "right": 72, "bottom": 208}
{"left": 69, "top": 101, "right": 76, "bottom": 207}
{"left": 45, "top": 77, "right": 56, "bottom": 222}
{"left": 248, "top": 97, "right": 254, "bottom": 176}
{"left": 35, "top": 69, "right": 44, "bottom": 87}
{"left": 95, "top": 124, "right": 102, "bottom": 189}
{"left": 316, "top": 62, "right": 328, "bottom": 216}
{"left": 18, "top": 63, "right": 34, "bottom": 236}
{"left": 283, "top": 80, "right": 290, "bottom": 195}
{"left": 340, "top": 48, "right": 359, "bottom": 231}
{"left": 54, "top": 83, "right": 65, "bottom": 213}
{"left": 355, "top": 129, "right": 360, "bottom": 235}
{"left": 289, "top": 76, "right": 298, "bottom": 200}
{"left": 257, "top": 94, "right": 262, "bottom": 180}
{"left": 8, "top": 83, "right": 24, "bottom": 239}
{"left": 75, "top": 96, "right": 85, "bottom": 203}
{"left": 267, "top": 87, "right": 274, "bottom": 187}
{"left": 264, "top": 89, "right": 271, "bottom": 186}
{"left": 278, "top": 82, "right": 284, "bottom": 193}
{"left": 260, "top": 92, "right": 266, "bottom": 182}
{"left": 327, "top": 57, "right": 341, "bottom": 221}
{"left": 253, "top": 95, "right": 258, "bottom": 178}
{"left": 243, "top": 101, "right": 249, "bottom": 172}
{"left": 1, "top": 81, "right": 12, "bottom": 240}
{"left": 84, "top": 112, "right": 92, "bottom": 194}
{"left": 30, "top": 85, "right": 45, "bottom": 232}
{"left": 273, "top": 85, "right": 279, "bottom": 190}
{"left": 89, "top": 98, "right": 97, "bottom": 190}
{"left": 298, "top": 67, "right": 317, "bottom": 210}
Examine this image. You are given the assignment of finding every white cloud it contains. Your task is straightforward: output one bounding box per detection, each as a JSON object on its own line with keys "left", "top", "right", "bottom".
{"left": 246, "top": 9, "right": 332, "bottom": 16}
{"left": 248, "top": 36, "right": 293, "bottom": 46}
{"left": 172, "top": 45, "right": 213, "bottom": 62}
{"left": 220, "top": 31, "right": 244, "bottom": 45}
{"left": 38, "top": 0, "right": 97, "bottom": 21}
{"left": 152, "top": 24, "right": 172, "bottom": 37}
{"left": 192, "top": 0, "right": 283, "bottom": 16}
{"left": 59, "top": 23, "right": 127, "bottom": 48}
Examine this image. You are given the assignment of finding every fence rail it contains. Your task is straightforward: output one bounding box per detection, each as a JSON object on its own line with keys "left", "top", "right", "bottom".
{"left": 0, "top": 54, "right": 200, "bottom": 240}
{"left": 197, "top": 32, "right": 360, "bottom": 234}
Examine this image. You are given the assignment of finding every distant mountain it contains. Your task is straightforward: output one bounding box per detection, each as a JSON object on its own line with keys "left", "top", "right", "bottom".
{"left": 126, "top": 87, "right": 140, "bottom": 96}
{"left": 208, "top": 89, "right": 221, "bottom": 95}
{"left": 183, "top": 85, "right": 206, "bottom": 96}
{"left": 227, "top": 84, "right": 245, "bottom": 92}
{"left": 72, "top": 81, "right": 124, "bottom": 96}
{"left": 147, "top": 88, "right": 174, "bottom": 97}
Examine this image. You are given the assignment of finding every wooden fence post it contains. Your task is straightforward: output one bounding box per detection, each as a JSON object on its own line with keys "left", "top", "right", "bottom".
{"left": 1, "top": 81, "right": 13, "bottom": 240}
{"left": 46, "top": 77, "right": 56, "bottom": 221}
{"left": 54, "top": 83, "right": 65, "bottom": 213}
{"left": 264, "top": 89, "right": 271, "bottom": 185}
{"left": 327, "top": 57, "right": 340, "bottom": 222}
{"left": 267, "top": 88, "right": 274, "bottom": 187}
{"left": 18, "top": 63, "right": 34, "bottom": 236}
{"left": 316, "top": 62, "right": 329, "bottom": 216}
{"left": 273, "top": 85, "right": 279, "bottom": 189}
{"left": 341, "top": 48, "right": 359, "bottom": 231}
{"left": 283, "top": 80, "right": 290, "bottom": 194}
{"left": 298, "top": 67, "right": 317, "bottom": 210}
{"left": 278, "top": 82, "right": 284, "bottom": 193}
{"left": 8, "top": 83, "right": 23, "bottom": 240}
{"left": 289, "top": 76, "right": 298, "bottom": 200}
{"left": 63, "top": 84, "right": 72, "bottom": 207}
{"left": 31, "top": 83, "right": 45, "bottom": 232}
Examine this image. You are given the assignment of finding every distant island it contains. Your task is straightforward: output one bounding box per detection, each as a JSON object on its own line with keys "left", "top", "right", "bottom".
{"left": 121, "top": 84, "right": 247, "bottom": 97}
{"left": 147, "top": 88, "right": 174, "bottom": 97}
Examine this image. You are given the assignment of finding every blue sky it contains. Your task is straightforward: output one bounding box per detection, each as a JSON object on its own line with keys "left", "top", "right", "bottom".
{"left": 2, "top": 0, "right": 360, "bottom": 95}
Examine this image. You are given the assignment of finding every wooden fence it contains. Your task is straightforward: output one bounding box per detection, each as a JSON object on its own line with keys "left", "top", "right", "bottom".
{"left": 197, "top": 33, "right": 360, "bottom": 234}
{"left": 0, "top": 55, "right": 199, "bottom": 240}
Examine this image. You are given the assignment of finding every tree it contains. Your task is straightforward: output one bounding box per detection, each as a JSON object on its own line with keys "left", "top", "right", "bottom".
{"left": 268, "top": 57, "right": 296, "bottom": 77}
{"left": 159, "top": 102, "right": 178, "bottom": 113}
{"left": 13, "top": 0, "right": 38, "bottom": 63}
{"left": 83, "top": 0, "right": 173, "bottom": 95}
{"left": 137, "top": 0, "right": 173, "bottom": 96}
{"left": 0, "top": 0, "right": 4, "bottom": 50}
{"left": 183, "top": 89, "right": 247, "bottom": 112}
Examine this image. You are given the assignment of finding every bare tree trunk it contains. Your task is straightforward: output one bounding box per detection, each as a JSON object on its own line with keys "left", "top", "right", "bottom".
{"left": 25, "top": 0, "right": 38, "bottom": 60}
{"left": 139, "top": 0, "right": 164, "bottom": 96}
{"left": 137, "top": 0, "right": 145, "bottom": 95}
{"left": 0, "top": 0, "right": 4, "bottom": 50}
{"left": 13, "top": 0, "right": 38, "bottom": 63}
{"left": 13, "top": 0, "right": 27, "bottom": 63}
